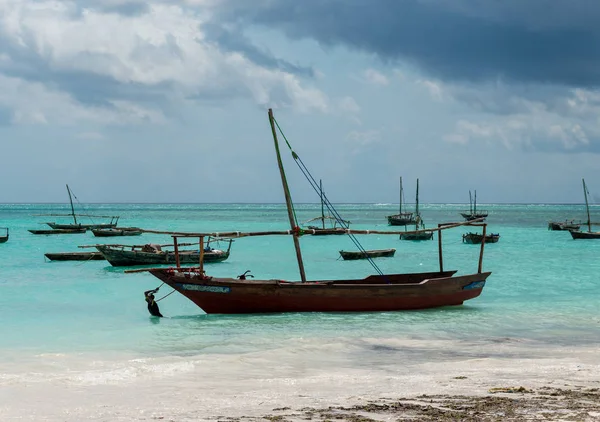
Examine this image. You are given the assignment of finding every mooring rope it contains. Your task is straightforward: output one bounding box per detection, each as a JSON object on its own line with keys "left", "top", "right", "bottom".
{"left": 273, "top": 117, "right": 385, "bottom": 277}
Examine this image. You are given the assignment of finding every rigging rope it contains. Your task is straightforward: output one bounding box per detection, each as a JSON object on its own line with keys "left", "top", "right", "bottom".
{"left": 273, "top": 117, "right": 385, "bottom": 277}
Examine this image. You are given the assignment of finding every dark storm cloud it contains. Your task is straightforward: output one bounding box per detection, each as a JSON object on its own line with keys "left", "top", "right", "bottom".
{"left": 202, "top": 23, "right": 316, "bottom": 77}
{"left": 213, "top": 0, "right": 600, "bottom": 87}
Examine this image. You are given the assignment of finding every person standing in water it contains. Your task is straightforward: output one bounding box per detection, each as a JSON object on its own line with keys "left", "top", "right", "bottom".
{"left": 144, "top": 287, "right": 163, "bottom": 317}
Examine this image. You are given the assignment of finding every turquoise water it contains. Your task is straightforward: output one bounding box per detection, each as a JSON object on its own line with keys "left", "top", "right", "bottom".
{"left": 2, "top": 202, "right": 599, "bottom": 363}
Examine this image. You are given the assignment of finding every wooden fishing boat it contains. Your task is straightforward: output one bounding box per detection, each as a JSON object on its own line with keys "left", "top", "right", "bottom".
{"left": 0, "top": 227, "right": 8, "bottom": 243}
{"left": 462, "top": 232, "right": 500, "bottom": 244}
{"left": 399, "top": 179, "right": 434, "bottom": 241}
{"left": 45, "top": 252, "right": 105, "bottom": 261}
{"left": 548, "top": 220, "right": 581, "bottom": 231}
{"left": 91, "top": 227, "right": 143, "bottom": 237}
{"left": 38, "top": 184, "right": 119, "bottom": 230}
{"left": 303, "top": 179, "right": 349, "bottom": 235}
{"left": 460, "top": 190, "right": 488, "bottom": 221}
{"left": 95, "top": 239, "right": 232, "bottom": 267}
{"left": 130, "top": 109, "right": 492, "bottom": 315}
{"left": 339, "top": 248, "right": 396, "bottom": 260}
{"left": 569, "top": 179, "right": 600, "bottom": 239}
{"left": 29, "top": 228, "right": 87, "bottom": 235}
{"left": 387, "top": 176, "right": 416, "bottom": 226}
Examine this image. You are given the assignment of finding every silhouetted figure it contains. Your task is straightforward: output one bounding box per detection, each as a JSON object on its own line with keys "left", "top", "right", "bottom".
{"left": 144, "top": 287, "right": 163, "bottom": 317}
{"left": 238, "top": 270, "right": 254, "bottom": 280}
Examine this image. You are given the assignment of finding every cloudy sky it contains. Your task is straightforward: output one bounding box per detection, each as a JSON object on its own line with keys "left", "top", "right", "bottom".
{"left": 1, "top": 0, "right": 599, "bottom": 203}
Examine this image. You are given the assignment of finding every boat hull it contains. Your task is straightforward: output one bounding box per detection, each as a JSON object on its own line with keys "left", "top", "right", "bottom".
{"left": 462, "top": 233, "right": 500, "bottom": 244}
{"left": 387, "top": 214, "right": 416, "bottom": 226}
{"left": 460, "top": 213, "right": 488, "bottom": 221}
{"left": 91, "top": 228, "right": 142, "bottom": 237}
{"left": 45, "top": 252, "right": 105, "bottom": 261}
{"left": 569, "top": 230, "right": 600, "bottom": 239}
{"left": 46, "top": 222, "right": 117, "bottom": 230}
{"left": 148, "top": 269, "right": 491, "bottom": 314}
{"left": 339, "top": 248, "right": 396, "bottom": 260}
{"left": 29, "top": 228, "right": 87, "bottom": 235}
{"left": 400, "top": 232, "right": 434, "bottom": 241}
{"left": 96, "top": 245, "right": 230, "bottom": 267}
{"left": 548, "top": 222, "right": 580, "bottom": 231}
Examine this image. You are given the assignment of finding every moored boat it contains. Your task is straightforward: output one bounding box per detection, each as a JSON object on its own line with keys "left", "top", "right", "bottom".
{"left": 96, "top": 240, "right": 232, "bottom": 267}
{"left": 569, "top": 179, "right": 600, "bottom": 239}
{"left": 45, "top": 252, "right": 105, "bottom": 261}
{"left": 387, "top": 177, "right": 416, "bottom": 226}
{"left": 399, "top": 179, "right": 434, "bottom": 241}
{"left": 460, "top": 190, "right": 488, "bottom": 221}
{"left": 133, "top": 109, "right": 492, "bottom": 315}
{"left": 91, "top": 227, "right": 143, "bottom": 237}
{"left": 462, "top": 232, "right": 500, "bottom": 244}
{"left": 29, "top": 228, "right": 87, "bottom": 235}
{"left": 339, "top": 248, "right": 396, "bottom": 260}
{"left": 548, "top": 220, "right": 581, "bottom": 231}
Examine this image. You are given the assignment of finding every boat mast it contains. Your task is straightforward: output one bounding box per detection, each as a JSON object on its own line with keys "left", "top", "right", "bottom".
{"left": 66, "top": 184, "right": 77, "bottom": 225}
{"left": 469, "top": 190, "right": 473, "bottom": 215}
{"left": 320, "top": 179, "right": 325, "bottom": 229}
{"left": 399, "top": 176, "right": 403, "bottom": 215}
{"left": 473, "top": 190, "right": 477, "bottom": 215}
{"left": 268, "top": 108, "right": 307, "bottom": 282}
{"left": 415, "top": 178, "right": 420, "bottom": 228}
{"left": 583, "top": 178, "right": 591, "bottom": 233}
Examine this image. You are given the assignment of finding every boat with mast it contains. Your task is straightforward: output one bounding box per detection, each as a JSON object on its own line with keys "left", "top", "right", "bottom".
{"left": 303, "top": 179, "right": 349, "bottom": 235}
{"left": 461, "top": 190, "right": 488, "bottom": 221}
{"left": 387, "top": 176, "right": 416, "bottom": 226}
{"left": 39, "top": 185, "right": 119, "bottom": 230}
{"left": 127, "top": 109, "right": 491, "bottom": 314}
{"left": 569, "top": 178, "right": 600, "bottom": 239}
{"left": 399, "top": 179, "right": 434, "bottom": 240}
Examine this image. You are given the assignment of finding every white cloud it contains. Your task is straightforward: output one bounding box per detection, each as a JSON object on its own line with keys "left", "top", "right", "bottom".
{"left": 417, "top": 79, "right": 443, "bottom": 101}
{"left": 363, "top": 68, "right": 389, "bottom": 86}
{"left": 0, "top": 0, "right": 328, "bottom": 125}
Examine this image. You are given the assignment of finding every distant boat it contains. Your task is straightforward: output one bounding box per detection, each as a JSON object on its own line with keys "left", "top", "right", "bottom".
{"left": 0, "top": 227, "right": 8, "bottom": 243}
{"left": 95, "top": 240, "right": 232, "bottom": 267}
{"left": 303, "top": 179, "right": 349, "bottom": 235}
{"left": 39, "top": 184, "right": 119, "bottom": 230}
{"left": 462, "top": 232, "right": 500, "bottom": 244}
{"left": 569, "top": 179, "right": 600, "bottom": 239}
{"left": 387, "top": 176, "right": 416, "bottom": 226}
{"left": 45, "top": 252, "right": 105, "bottom": 261}
{"left": 399, "top": 179, "right": 434, "bottom": 241}
{"left": 548, "top": 220, "right": 581, "bottom": 231}
{"left": 339, "top": 248, "right": 396, "bottom": 260}
{"left": 460, "top": 190, "right": 488, "bottom": 221}
{"left": 91, "top": 227, "right": 142, "bottom": 237}
{"left": 29, "top": 228, "right": 87, "bottom": 235}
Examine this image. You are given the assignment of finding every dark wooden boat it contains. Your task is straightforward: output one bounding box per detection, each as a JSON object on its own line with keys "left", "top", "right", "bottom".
{"left": 91, "top": 227, "right": 142, "bottom": 237}
{"left": 29, "top": 228, "right": 87, "bottom": 235}
{"left": 387, "top": 177, "right": 416, "bottom": 226}
{"left": 569, "top": 179, "right": 600, "bottom": 239}
{"left": 399, "top": 179, "right": 434, "bottom": 241}
{"left": 339, "top": 248, "right": 396, "bottom": 260}
{"left": 460, "top": 190, "right": 488, "bottom": 221}
{"left": 95, "top": 240, "right": 232, "bottom": 267}
{"left": 132, "top": 109, "right": 492, "bottom": 315}
{"left": 304, "top": 180, "right": 349, "bottom": 235}
{"left": 548, "top": 221, "right": 581, "bottom": 231}
{"left": 0, "top": 227, "right": 8, "bottom": 243}
{"left": 45, "top": 252, "right": 105, "bottom": 261}
{"left": 39, "top": 184, "right": 119, "bottom": 230}
{"left": 462, "top": 232, "right": 500, "bottom": 244}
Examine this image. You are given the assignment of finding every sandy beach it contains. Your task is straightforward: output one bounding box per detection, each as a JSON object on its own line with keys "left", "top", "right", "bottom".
{"left": 1, "top": 339, "right": 599, "bottom": 421}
